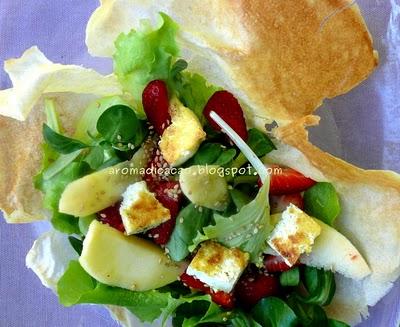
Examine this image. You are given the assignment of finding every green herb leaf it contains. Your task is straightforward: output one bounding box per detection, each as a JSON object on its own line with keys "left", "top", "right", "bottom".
{"left": 191, "top": 143, "right": 222, "bottom": 165}
{"left": 214, "top": 148, "right": 237, "bottom": 166}
{"left": 298, "top": 266, "right": 336, "bottom": 306}
{"left": 231, "top": 311, "right": 262, "bottom": 327}
{"left": 78, "top": 215, "right": 96, "bottom": 235}
{"left": 171, "top": 59, "right": 188, "bottom": 78}
{"left": 84, "top": 146, "right": 105, "bottom": 170}
{"left": 229, "top": 189, "right": 253, "bottom": 211}
{"left": 113, "top": 13, "right": 179, "bottom": 115}
{"left": 280, "top": 267, "right": 300, "bottom": 287}
{"left": 43, "top": 124, "right": 89, "bottom": 154}
{"left": 287, "top": 294, "right": 328, "bottom": 327}
{"left": 166, "top": 204, "right": 212, "bottom": 261}
{"left": 96, "top": 105, "right": 141, "bottom": 144}
{"left": 68, "top": 236, "right": 83, "bottom": 255}
{"left": 304, "top": 182, "right": 341, "bottom": 226}
{"left": 328, "top": 319, "right": 350, "bottom": 327}
{"left": 51, "top": 212, "right": 80, "bottom": 235}
{"left": 247, "top": 128, "right": 277, "bottom": 157}
{"left": 192, "top": 183, "right": 272, "bottom": 264}
{"left": 251, "top": 297, "right": 298, "bottom": 327}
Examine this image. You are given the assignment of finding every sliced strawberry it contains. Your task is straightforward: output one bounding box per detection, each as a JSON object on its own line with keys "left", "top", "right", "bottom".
{"left": 234, "top": 270, "right": 280, "bottom": 308}
{"left": 146, "top": 181, "right": 183, "bottom": 245}
{"left": 264, "top": 255, "right": 293, "bottom": 273}
{"left": 204, "top": 90, "right": 248, "bottom": 141}
{"left": 270, "top": 193, "right": 304, "bottom": 214}
{"left": 144, "top": 149, "right": 171, "bottom": 186}
{"left": 259, "top": 165, "right": 316, "bottom": 195}
{"left": 142, "top": 80, "right": 171, "bottom": 136}
{"left": 97, "top": 203, "right": 125, "bottom": 232}
{"left": 180, "top": 273, "right": 235, "bottom": 310}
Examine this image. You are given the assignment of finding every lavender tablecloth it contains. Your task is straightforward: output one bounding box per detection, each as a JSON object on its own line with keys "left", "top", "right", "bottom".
{"left": 0, "top": 1, "right": 399, "bottom": 326}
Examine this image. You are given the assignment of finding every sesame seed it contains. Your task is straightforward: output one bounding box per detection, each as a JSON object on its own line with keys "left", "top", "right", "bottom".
{"left": 179, "top": 218, "right": 184, "bottom": 223}
{"left": 100, "top": 213, "right": 106, "bottom": 218}
{"left": 117, "top": 135, "right": 122, "bottom": 141}
{"left": 153, "top": 234, "right": 159, "bottom": 239}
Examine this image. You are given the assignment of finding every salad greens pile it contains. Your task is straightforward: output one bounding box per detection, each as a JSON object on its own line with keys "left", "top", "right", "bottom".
{"left": 34, "top": 13, "right": 348, "bottom": 327}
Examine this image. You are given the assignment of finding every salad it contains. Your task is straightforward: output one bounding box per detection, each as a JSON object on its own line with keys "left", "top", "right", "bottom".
{"left": 30, "top": 14, "right": 367, "bottom": 326}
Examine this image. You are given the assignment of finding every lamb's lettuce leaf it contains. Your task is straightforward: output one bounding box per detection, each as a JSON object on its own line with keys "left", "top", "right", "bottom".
{"left": 191, "top": 183, "right": 272, "bottom": 264}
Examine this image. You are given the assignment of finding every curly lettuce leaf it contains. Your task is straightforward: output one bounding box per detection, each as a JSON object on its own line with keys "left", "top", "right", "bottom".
{"left": 113, "top": 13, "right": 179, "bottom": 115}
{"left": 57, "top": 261, "right": 229, "bottom": 325}
{"left": 191, "top": 183, "right": 272, "bottom": 264}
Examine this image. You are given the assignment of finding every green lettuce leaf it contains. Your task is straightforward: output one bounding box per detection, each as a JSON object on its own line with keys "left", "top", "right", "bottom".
{"left": 173, "top": 72, "right": 220, "bottom": 124}
{"left": 58, "top": 261, "right": 230, "bottom": 325}
{"left": 251, "top": 297, "right": 298, "bottom": 327}
{"left": 35, "top": 162, "right": 90, "bottom": 234}
{"left": 166, "top": 204, "right": 212, "bottom": 262}
{"left": 113, "top": 13, "right": 179, "bottom": 115}
{"left": 191, "top": 183, "right": 273, "bottom": 264}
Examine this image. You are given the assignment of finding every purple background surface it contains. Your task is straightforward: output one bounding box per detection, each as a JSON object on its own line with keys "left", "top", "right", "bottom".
{"left": 0, "top": 1, "right": 399, "bottom": 326}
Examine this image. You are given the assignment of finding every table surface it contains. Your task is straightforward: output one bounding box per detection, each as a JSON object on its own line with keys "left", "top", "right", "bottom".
{"left": 0, "top": 1, "right": 399, "bottom": 326}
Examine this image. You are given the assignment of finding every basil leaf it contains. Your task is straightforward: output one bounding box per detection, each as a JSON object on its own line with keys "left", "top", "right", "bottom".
{"left": 304, "top": 182, "right": 341, "bottom": 226}
{"left": 166, "top": 204, "right": 212, "bottom": 261}
{"left": 214, "top": 148, "right": 237, "bottom": 166}
{"left": 287, "top": 295, "right": 328, "bottom": 327}
{"left": 43, "top": 124, "right": 89, "bottom": 154}
{"left": 251, "top": 297, "right": 298, "bottom": 327}
{"left": 280, "top": 267, "right": 300, "bottom": 287}
{"left": 328, "top": 319, "right": 350, "bottom": 327}
{"left": 298, "top": 266, "right": 336, "bottom": 306}
{"left": 68, "top": 236, "right": 83, "bottom": 255}
{"left": 96, "top": 105, "right": 141, "bottom": 143}
{"left": 248, "top": 128, "right": 276, "bottom": 157}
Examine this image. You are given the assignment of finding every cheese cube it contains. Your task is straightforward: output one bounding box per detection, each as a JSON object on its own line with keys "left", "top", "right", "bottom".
{"left": 268, "top": 204, "right": 321, "bottom": 266}
{"left": 159, "top": 97, "right": 206, "bottom": 167}
{"left": 186, "top": 241, "right": 249, "bottom": 293}
{"left": 119, "top": 181, "right": 170, "bottom": 235}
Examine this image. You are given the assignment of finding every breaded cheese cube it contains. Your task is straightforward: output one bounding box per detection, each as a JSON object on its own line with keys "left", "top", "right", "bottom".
{"left": 119, "top": 181, "right": 170, "bottom": 235}
{"left": 186, "top": 241, "right": 249, "bottom": 293}
{"left": 268, "top": 204, "right": 321, "bottom": 266}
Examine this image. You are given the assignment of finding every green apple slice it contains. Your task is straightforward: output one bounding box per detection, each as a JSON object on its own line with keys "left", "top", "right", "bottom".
{"left": 80, "top": 220, "right": 186, "bottom": 291}
{"left": 59, "top": 148, "right": 146, "bottom": 217}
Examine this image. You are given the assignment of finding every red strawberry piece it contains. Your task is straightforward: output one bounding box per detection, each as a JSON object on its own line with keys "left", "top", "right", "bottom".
{"left": 144, "top": 149, "right": 171, "bottom": 186}
{"left": 259, "top": 165, "right": 316, "bottom": 195}
{"left": 142, "top": 80, "right": 171, "bottom": 136}
{"left": 146, "top": 181, "right": 183, "bottom": 245}
{"left": 180, "top": 273, "right": 235, "bottom": 310}
{"left": 270, "top": 193, "right": 304, "bottom": 214}
{"left": 234, "top": 270, "right": 280, "bottom": 308}
{"left": 204, "top": 90, "right": 248, "bottom": 141}
{"left": 97, "top": 203, "right": 125, "bottom": 232}
{"left": 264, "top": 255, "right": 293, "bottom": 273}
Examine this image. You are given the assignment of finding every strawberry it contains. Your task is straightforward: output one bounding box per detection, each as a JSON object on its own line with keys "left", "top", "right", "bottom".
{"left": 234, "top": 270, "right": 280, "bottom": 308}
{"left": 142, "top": 80, "right": 171, "bottom": 136}
{"left": 180, "top": 273, "right": 235, "bottom": 309}
{"left": 270, "top": 193, "right": 304, "bottom": 214}
{"left": 97, "top": 203, "right": 125, "bottom": 232}
{"left": 264, "top": 255, "right": 293, "bottom": 273}
{"left": 259, "top": 165, "right": 316, "bottom": 195}
{"left": 146, "top": 181, "right": 183, "bottom": 245}
{"left": 144, "top": 149, "right": 171, "bottom": 186}
{"left": 204, "top": 90, "right": 248, "bottom": 141}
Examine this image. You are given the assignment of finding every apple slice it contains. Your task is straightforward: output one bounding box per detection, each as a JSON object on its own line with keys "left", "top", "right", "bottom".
{"left": 300, "top": 219, "right": 371, "bottom": 280}
{"left": 59, "top": 148, "right": 146, "bottom": 217}
{"left": 80, "top": 220, "right": 186, "bottom": 291}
